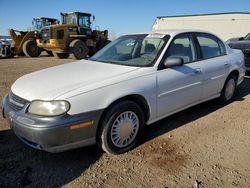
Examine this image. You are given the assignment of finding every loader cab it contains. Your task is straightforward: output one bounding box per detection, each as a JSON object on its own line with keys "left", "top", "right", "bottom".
{"left": 61, "top": 12, "right": 92, "bottom": 36}
{"left": 32, "top": 17, "right": 59, "bottom": 30}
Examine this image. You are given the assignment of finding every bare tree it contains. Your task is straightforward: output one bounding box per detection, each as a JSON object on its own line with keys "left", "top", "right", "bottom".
{"left": 109, "top": 30, "right": 117, "bottom": 41}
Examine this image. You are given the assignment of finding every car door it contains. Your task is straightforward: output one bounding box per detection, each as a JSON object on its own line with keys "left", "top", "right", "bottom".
{"left": 156, "top": 33, "right": 203, "bottom": 118}
{"left": 195, "top": 33, "right": 230, "bottom": 100}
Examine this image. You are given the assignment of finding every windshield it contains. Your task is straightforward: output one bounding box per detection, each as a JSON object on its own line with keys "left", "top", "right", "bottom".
{"left": 33, "top": 20, "right": 56, "bottom": 30}
{"left": 90, "top": 34, "right": 169, "bottom": 67}
{"left": 65, "top": 15, "right": 78, "bottom": 24}
{"left": 33, "top": 20, "right": 46, "bottom": 30}
{"left": 78, "top": 15, "right": 91, "bottom": 28}
{"left": 64, "top": 14, "right": 91, "bottom": 27}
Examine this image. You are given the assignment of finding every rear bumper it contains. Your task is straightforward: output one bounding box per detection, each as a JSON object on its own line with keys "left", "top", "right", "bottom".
{"left": 2, "top": 95, "right": 103, "bottom": 153}
{"left": 236, "top": 63, "right": 246, "bottom": 86}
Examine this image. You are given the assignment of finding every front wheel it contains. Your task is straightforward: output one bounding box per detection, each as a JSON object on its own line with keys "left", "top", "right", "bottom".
{"left": 23, "top": 39, "right": 41, "bottom": 57}
{"left": 98, "top": 100, "right": 145, "bottom": 154}
{"left": 219, "top": 74, "right": 237, "bottom": 103}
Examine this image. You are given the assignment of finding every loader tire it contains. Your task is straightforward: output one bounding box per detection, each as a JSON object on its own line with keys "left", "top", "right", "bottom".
{"left": 53, "top": 52, "right": 69, "bottom": 59}
{"left": 23, "top": 39, "right": 42, "bottom": 57}
{"left": 97, "top": 40, "right": 111, "bottom": 51}
{"left": 70, "top": 39, "right": 89, "bottom": 60}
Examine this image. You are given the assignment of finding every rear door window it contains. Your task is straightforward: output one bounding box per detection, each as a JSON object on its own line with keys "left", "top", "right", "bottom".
{"left": 196, "top": 33, "right": 224, "bottom": 59}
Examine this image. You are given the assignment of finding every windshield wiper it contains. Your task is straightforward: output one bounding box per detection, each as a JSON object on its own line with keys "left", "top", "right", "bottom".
{"left": 91, "top": 59, "right": 118, "bottom": 64}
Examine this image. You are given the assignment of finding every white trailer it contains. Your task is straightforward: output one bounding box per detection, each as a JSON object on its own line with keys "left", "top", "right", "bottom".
{"left": 152, "top": 12, "right": 250, "bottom": 41}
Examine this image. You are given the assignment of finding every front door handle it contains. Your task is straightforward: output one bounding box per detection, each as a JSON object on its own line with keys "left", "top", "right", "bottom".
{"left": 224, "top": 62, "right": 229, "bottom": 66}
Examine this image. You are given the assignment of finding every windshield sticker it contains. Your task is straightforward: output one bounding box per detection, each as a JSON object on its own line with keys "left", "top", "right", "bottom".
{"left": 146, "top": 34, "right": 166, "bottom": 39}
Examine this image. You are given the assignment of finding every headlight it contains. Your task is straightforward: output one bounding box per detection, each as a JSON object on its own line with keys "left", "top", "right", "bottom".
{"left": 28, "top": 100, "right": 70, "bottom": 116}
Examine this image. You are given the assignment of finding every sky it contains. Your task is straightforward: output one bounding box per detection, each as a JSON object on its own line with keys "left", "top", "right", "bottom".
{"left": 0, "top": 0, "right": 249, "bottom": 38}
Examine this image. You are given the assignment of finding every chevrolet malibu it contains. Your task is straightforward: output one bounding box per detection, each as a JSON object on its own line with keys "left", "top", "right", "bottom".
{"left": 2, "top": 30, "right": 245, "bottom": 154}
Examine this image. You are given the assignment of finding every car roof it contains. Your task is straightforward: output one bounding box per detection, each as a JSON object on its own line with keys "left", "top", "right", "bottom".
{"left": 125, "top": 29, "right": 224, "bottom": 42}
{"left": 126, "top": 29, "right": 216, "bottom": 37}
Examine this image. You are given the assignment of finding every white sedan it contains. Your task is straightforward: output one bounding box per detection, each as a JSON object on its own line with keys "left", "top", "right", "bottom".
{"left": 2, "top": 30, "right": 245, "bottom": 154}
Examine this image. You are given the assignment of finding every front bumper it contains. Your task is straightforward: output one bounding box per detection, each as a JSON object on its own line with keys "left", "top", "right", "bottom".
{"left": 2, "top": 94, "right": 103, "bottom": 153}
{"left": 36, "top": 39, "right": 66, "bottom": 53}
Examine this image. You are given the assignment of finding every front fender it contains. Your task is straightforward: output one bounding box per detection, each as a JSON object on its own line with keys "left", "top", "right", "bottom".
{"left": 63, "top": 73, "right": 157, "bottom": 123}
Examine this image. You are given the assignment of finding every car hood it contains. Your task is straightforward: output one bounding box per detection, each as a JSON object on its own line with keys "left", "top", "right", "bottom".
{"left": 228, "top": 40, "right": 250, "bottom": 50}
{"left": 11, "top": 60, "right": 141, "bottom": 101}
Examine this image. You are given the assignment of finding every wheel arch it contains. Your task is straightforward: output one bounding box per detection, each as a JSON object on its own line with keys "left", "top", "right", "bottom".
{"left": 229, "top": 69, "right": 239, "bottom": 79}
{"left": 221, "top": 69, "right": 239, "bottom": 92}
{"left": 96, "top": 94, "right": 151, "bottom": 140}
{"left": 219, "top": 69, "right": 239, "bottom": 103}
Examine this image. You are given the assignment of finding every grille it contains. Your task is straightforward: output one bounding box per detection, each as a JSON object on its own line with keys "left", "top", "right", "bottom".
{"left": 8, "top": 92, "right": 29, "bottom": 112}
{"left": 41, "top": 28, "right": 51, "bottom": 41}
{"left": 56, "top": 30, "right": 64, "bottom": 39}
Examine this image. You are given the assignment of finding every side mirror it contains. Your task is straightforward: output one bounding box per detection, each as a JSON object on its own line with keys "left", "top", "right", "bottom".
{"left": 164, "top": 57, "right": 184, "bottom": 68}
{"left": 92, "top": 15, "right": 95, "bottom": 22}
{"left": 238, "top": 37, "right": 244, "bottom": 41}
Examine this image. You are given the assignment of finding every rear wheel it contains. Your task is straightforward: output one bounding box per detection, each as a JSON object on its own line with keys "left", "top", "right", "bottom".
{"left": 23, "top": 39, "right": 41, "bottom": 57}
{"left": 98, "top": 100, "right": 145, "bottom": 154}
{"left": 53, "top": 52, "right": 70, "bottom": 59}
{"left": 219, "top": 74, "right": 237, "bottom": 103}
{"left": 70, "top": 39, "right": 89, "bottom": 60}
{"left": 97, "top": 40, "right": 111, "bottom": 51}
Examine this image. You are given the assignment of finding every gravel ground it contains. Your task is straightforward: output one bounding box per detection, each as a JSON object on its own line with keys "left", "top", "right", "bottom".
{"left": 0, "top": 55, "right": 250, "bottom": 188}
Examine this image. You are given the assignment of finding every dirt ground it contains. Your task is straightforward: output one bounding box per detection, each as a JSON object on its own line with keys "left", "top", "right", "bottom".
{"left": 0, "top": 55, "right": 250, "bottom": 188}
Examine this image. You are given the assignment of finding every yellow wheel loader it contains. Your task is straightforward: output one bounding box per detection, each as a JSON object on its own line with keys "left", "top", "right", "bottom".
{"left": 36, "top": 12, "right": 110, "bottom": 59}
{"left": 0, "top": 17, "right": 58, "bottom": 58}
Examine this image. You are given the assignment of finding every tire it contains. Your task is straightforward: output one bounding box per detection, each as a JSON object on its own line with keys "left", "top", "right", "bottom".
{"left": 0, "top": 45, "right": 14, "bottom": 58}
{"left": 53, "top": 52, "right": 69, "bottom": 59}
{"left": 23, "top": 39, "right": 41, "bottom": 57}
{"left": 219, "top": 74, "right": 237, "bottom": 103}
{"left": 98, "top": 100, "right": 145, "bottom": 154}
{"left": 70, "top": 39, "right": 89, "bottom": 60}
{"left": 88, "top": 47, "right": 95, "bottom": 57}
{"left": 97, "top": 40, "right": 111, "bottom": 51}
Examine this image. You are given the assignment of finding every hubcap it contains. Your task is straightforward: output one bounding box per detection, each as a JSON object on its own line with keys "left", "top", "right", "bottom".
{"left": 225, "top": 78, "right": 235, "bottom": 100}
{"left": 111, "top": 111, "right": 139, "bottom": 148}
{"left": 78, "top": 47, "right": 83, "bottom": 53}
{"left": 30, "top": 45, "right": 37, "bottom": 53}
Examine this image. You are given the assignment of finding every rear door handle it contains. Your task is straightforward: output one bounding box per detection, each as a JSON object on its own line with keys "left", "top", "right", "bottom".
{"left": 224, "top": 62, "right": 229, "bottom": 66}
{"left": 194, "top": 68, "right": 202, "bottom": 74}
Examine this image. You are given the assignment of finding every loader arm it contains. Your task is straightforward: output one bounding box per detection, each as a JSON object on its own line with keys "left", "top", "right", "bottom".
{"left": 9, "top": 29, "right": 35, "bottom": 55}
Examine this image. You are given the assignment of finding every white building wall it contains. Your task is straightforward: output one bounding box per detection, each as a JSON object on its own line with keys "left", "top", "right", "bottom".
{"left": 152, "top": 13, "right": 250, "bottom": 41}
